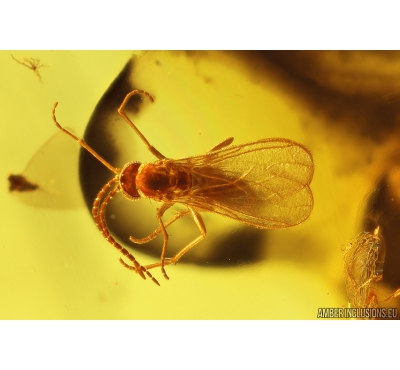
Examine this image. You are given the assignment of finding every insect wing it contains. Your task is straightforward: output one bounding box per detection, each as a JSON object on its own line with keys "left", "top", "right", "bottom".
{"left": 174, "top": 138, "right": 314, "bottom": 229}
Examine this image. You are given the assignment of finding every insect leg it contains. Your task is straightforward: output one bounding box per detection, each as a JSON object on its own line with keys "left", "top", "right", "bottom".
{"left": 208, "top": 137, "right": 234, "bottom": 152}
{"left": 11, "top": 54, "right": 28, "bottom": 67}
{"left": 32, "top": 67, "right": 42, "bottom": 81}
{"left": 155, "top": 203, "right": 175, "bottom": 280}
{"left": 125, "top": 202, "right": 176, "bottom": 280}
{"left": 117, "top": 90, "right": 166, "bottom": 160}
{"left": 129, "top": 208, "right": 191, "bottom": 244}
{"left": 144, "top": 206, "right": 206, "bottom": 271}
{"left": 385, "top": 288, "right": 400, "bottom": 301}
{"left": 51, "top": 103, "right": 121, "bottom": 174}
{"left": 166, "top": 207, "right": 206, "bottom": 265}
{"left": 92, "top": 177, "right": 160, "bottom": 286}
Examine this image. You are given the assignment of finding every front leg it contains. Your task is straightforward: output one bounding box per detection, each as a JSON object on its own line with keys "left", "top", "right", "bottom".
{"left": 144, "top": 206, "right": 206, "bottom": 273}
{"left": 125, "top": 202, "right": 176, "bottom": 281}
{"left": 129, "top": 208, "right": 191, "bottom": 244}
{"left": 155, "top": 203, "right": 174, "bottom": 280}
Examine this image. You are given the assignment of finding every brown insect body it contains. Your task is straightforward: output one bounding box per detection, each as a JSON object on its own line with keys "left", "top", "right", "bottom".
{"left": 121, "top": 139, "right": 313, "bottom": 229}
{"left": 136, "top": 161, "right": 192, "bottom": 201}
{"left": 51, "top": 90, "right": 314, "bottom": 285}
{"left": 11, "top": 54, "right": 46, "bottom": 82}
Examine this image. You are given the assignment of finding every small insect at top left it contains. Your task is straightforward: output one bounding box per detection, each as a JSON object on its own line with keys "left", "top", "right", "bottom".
{"left": 11, "top": 54, "right": 47, "bottom": 82}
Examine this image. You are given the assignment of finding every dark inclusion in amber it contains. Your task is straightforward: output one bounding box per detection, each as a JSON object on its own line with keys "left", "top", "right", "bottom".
{"left": 8, "top": 174, "right": 38, "bottom": 192}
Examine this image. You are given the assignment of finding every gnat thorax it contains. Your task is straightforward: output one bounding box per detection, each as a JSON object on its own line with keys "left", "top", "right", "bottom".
{"left": 135, "top": 161, "right": 191, "bottom": 201}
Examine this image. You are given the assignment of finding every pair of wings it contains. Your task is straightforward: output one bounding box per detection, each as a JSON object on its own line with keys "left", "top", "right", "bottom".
{"left": 162, "top": 138, "right": 314, "bottom": 229}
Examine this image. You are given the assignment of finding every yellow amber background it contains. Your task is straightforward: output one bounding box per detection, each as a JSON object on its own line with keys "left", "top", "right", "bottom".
{"left": 1, "top": 51, "right": 399, "bottom": 319}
